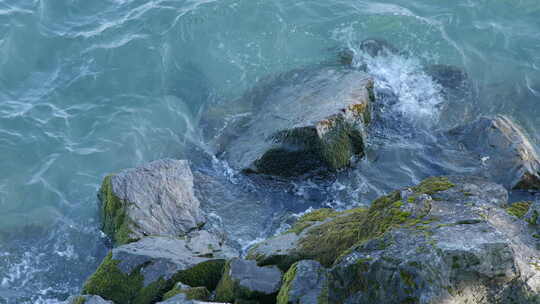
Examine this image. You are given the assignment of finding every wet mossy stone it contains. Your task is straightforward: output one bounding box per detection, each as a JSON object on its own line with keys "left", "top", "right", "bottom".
{"left": 155, "top": 293, "right": 199, "bottom": 303}
{"left": 99, "top": 159, "right": 205, "bottom": 245}
{"left": 507, "top": 201, "right": 532, "bottom": 219}
{"left": 248, "top": 177, "right": 455, "bottom": 269}
{"left": 329, "top": 176, "right": 540, "bottom": 304}
{"left": 448, "top": 115, "right": 540, "bottom": 190}
{"left": 162, "top": 282, "right": 210, "bottom": 301}
{"left": 219, "top": 67, "right": 374, "bottom": 177}
{"left": 82, "top": 235, "right": 237, "bottom": 304}
{"left": 276, "top": 260, "right": 329, "bottom": 304}
{"left": 524, "top": 200, "right": 540, "bottom": 226}
{"left": 67, "top": 295, "right": 113, "bottom": 304}
{"left": 215, "top": 258, "right": 282, "bottom": 304}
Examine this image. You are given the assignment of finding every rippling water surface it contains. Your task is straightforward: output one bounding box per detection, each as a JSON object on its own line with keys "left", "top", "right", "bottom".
{"left": 0, "top": 0, "right": 539, "bottom": 302}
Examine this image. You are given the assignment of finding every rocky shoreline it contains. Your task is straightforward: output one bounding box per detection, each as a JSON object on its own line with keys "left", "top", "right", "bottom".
{"left": 68, "top": 40, "right": 540, "bottom": 304}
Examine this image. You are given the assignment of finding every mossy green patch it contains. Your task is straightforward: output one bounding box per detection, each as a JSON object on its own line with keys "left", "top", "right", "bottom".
{"left": 82, "top": 252, "right": 171, "bottom": 304}
{"left": 72, "top": 296, "right": 86, "bottom": 304}
{"left": 410, "top": 177, "right": 455, "bottom": 196}
{"left": 506, "top": 201, "right": 532, "bottom": 219}
{"left": 82, "top": 252, "right": 143, "bottom": 303}
{"left": 286, "top": 208, "right": 339, "bottom": 235}
{"left": 99, "top": 175, "right": 137, "bottom": 245}
{"left": 276, "top": 262, "right": 298, "bottom": 304}
{"left": 215, "top": 261, "right": 235, "bottom": 302}
{"left": 163, "top": 286, "right": 210, "bottom": 301}
{"left": 173, "top": 259, "right": 225, "bottom": 291}
{"left": 296, "top": 177, "right": 454, "bottom": 267}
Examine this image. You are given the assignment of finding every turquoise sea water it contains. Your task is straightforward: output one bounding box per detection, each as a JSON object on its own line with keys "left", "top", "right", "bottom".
{"left": 0, "top": 0, "right": 539, "bottom": 302}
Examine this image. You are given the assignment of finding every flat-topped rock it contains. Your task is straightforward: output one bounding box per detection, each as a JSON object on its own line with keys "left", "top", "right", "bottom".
{"left": 82, "top": 234, "right": 238, "bottom": 304}
{"left": 448, "top": 115, "right": 540, "bottom": 190}
{"left": 218, "top": 67, "right": 374, "bottom": 177}
{"left": 99, "top": 158, "right": 205, "bottom": 245}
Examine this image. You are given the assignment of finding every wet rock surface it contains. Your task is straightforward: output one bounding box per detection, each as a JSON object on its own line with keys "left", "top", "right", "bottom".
{"left": 99, "top": 159, "right": 206, "bottom": 245}
{"left": 216, "top": 67, "right": 374, "bottom": 177}
{"left": 448, "top": 115, "right": 540, "bottom": 190}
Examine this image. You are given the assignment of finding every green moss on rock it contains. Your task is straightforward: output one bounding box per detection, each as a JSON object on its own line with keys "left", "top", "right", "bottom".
{"left": 163, "top": 286, "right": 210, "bottom": 301}
{"left": 82, "top": 252, "right": 144, "bottom": 304}
{"left": 99, "top": 175, "right": 137, "bottom": 245}
{"left": 287, "top": 208, "right": 339, "bottom": 235}
{"left": 506, "top": 201, "right": 532, "bottom": 219}
{"left": 173, "top": 259, "right": 225, "bottom": 291}
{"left": 72, "top": 296, "right": 86, "bottom": 304}
{"left": 82, "top": 252, "right": 185, "bottom": 304}
{"left": 296, "top": 177, "right": 455, "bottom": 267}
{"left": 276, "top": 262, "right": 298, "bottom": 304}
{"left": 215, "top": 261, "right": 235, "bottom": 302}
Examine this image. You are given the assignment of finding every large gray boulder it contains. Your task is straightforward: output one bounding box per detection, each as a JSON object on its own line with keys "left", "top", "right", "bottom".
{"left": 277, "top": 260, "right": 329, "bottom": 304}
{"left": 217, "top": 67, "right": 374, "bottom": 177}
{"left": 67, "top": 295, "right": 114, "bottom": 304}
{"left": 448, "top": 115, "right": 540, "bottom": 190}
{"left": 215, "top": 258, "right": 283, "bottom": 304}
{"left": 82, "top": 233, "right": 238, "bottom": 304}
{"left": 329, "top": 176, "right": 540, "bottom": 303}
{"left": 98, "top": 159, "right": 205, "bottom": 245}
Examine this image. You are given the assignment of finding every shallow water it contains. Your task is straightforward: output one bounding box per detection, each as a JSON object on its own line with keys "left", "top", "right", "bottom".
{"left": 0, "top": 0, "right": 539, "bottom": 302}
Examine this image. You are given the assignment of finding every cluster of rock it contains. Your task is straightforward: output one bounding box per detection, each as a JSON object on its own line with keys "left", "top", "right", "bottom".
{"left": 72, "top": 172, "right": 540, "bottom": 304}
{"left": 69, "top": 39, "right": 540, "bottom": 303}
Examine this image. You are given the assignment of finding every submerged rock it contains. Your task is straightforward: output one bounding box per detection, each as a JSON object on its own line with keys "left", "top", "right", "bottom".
{"left": 448, "top": 115, "right": 540, "bottom": 190}
{"left": 67, "top": 295, "right": 114, "bottom": 304}
{"left": 360, "top": 38, "right": 399, "bottom": 58}
{"left": 425, "top": 64, "right": 469, "bottom": 91}
{"left": 215, "top": 258, "right": 282, "bottom": 304}
{"left": 276, "top": 260, "right": 329, "bottom": 304}
{"left": 218, "top": 67, "right": 375, "bottom": 177}
{"left": 98, "top": 159, "right": 205, "bottom": 245}
{"left": 82, "top": 234, "right": 238, "bottom": 304}
{"left": 248, "top": 176, "right": 540, "bottom": 303}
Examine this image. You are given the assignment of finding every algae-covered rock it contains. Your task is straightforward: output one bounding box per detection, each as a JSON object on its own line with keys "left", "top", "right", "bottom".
{"left": 248, "top": 177, "right": 454, "bottom": 269}
{"left": 67, "top": 295, "right": 114, "bottom": 304}
{"left": 163, "top": 282, "right": 210, "bottom": 301}
{"left": 276, "top": 260, "right": 329, "bottom": 304}
{"left": 82, "top": 234, "right": 238, "bottom": 304}
{"left": 329, "top": 176, "right": 540, "bottom": 303}
{"left": 98, "top": 159, "right": 205, "bottom": 245}
{"left": 215, "top": 258, "right": 282, "bottom": 304}
{"left": 218, "top": 67, "right": 374, "bottom": 177}
{"left": 524, "top": 200, "right": 540, "bottom": 226}
{"left": 448, "top": 115, "right": 540, "bottom": 190}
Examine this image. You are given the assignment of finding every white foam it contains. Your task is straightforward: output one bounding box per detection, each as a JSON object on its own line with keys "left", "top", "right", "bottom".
{"left": 360, "top": 53, "right": 444, "bottom": 124}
